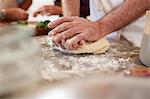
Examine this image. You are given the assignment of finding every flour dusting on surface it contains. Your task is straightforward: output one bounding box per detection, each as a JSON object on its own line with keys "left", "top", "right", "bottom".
{"left": 35, "top": 36, "right": 141, "bottom": 80}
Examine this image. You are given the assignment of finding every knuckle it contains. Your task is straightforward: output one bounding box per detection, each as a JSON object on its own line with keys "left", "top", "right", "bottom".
{"left": 55, "top": 37, "right": 59, "bottom": 41}
{"left": 64, "top": 22, "right": 72, "bottom": 27}
{"left": 59, "top": 33, "right": 64, "bottom": 39}
{"left": 76, "top": 34, "right": 83, "bottom": 39}
{"left": 61, "top": 34, "right": 67, "bottom": 40}
{"left": 52, "top": 27, "right": 59, "bottom": 32}
{"left": 62, "top": 30, "right": 72, "bottom": 38}
{"left": 59, "top": 17, "right": 65, "bottom": 21}
{"left": 78, "top": 33, "right": 87, "bottom": 40}
{"left": 68, "top": 44, "right": 73, "bottom": 50}
{"left": 65, "top": 40, "right": 71, "bottom": 46}
{"left": 56, "top": 34, "right": 62, "bottom": 40}
{"left": 61, "top": 33, "right": 66, "bottom": 39}
{"left": 54, "top": 39, "right": 59, "bottom": 45}
{"left": 63, "top": 30, "right": 70, "bottom": 36}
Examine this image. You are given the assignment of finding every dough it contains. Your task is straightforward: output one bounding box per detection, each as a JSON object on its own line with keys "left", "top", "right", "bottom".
{"left": 47, "top": 37, "right": 110, "bottom": 54}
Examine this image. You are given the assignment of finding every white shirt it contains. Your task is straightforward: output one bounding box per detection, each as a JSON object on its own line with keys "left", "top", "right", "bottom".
{"left": 90, "top": 0, "right": 146, "bottom": 47}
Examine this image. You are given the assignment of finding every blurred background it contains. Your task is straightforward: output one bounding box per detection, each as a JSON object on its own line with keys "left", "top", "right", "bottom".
{"left": 28, "top": 0, "right": 59, "bottom": 22}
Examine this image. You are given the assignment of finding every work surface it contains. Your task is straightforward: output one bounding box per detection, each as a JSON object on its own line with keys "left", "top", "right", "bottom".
{"left": 3, "top": 36, "right": 149, "bottom": 99}
{"left": 36, "top": 36, "right": 143, "bottom": 81}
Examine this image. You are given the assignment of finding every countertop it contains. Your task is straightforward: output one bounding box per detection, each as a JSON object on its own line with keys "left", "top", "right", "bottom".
{"left": 36, "top": 36, "right": 143, "bottom": 81}
{"left": 3, "top": 35, "right": 150, "bottom": 99}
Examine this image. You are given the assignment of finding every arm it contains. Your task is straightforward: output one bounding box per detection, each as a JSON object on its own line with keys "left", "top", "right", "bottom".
{"left": 0, "top": 8, "right": 28, "bottom": 22}
{"left": 61, "top": 0, "right": 80, "bottom": 16}
{"left": 48, "top": 0, "right": 150, "bottom": 50}
{"left": 97, "top": 0, "right": 150, "bottom": 35}
{"left": 19, "top": 0, "right": 32, "bottom": 10}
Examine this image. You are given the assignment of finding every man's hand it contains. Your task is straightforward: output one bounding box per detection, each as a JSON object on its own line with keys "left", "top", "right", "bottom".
{"left": 4, "top": 8, "right": 28, "bottom": 22}
{"left": 48, "top": 17, "right": 106, "bottom": 50}
{"left": 33, "top": 5, "right": 62, "bottom": 17}
{"left": 47, "top": 0, "right": 150, "bottom": 50}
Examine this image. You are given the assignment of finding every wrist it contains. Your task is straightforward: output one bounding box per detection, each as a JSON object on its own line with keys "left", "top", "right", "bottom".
{"left": 96, "top": 20, "right": 113, "bottom": 37}
{"left": 93, "top": 21, "right": 108, "bottom": 38}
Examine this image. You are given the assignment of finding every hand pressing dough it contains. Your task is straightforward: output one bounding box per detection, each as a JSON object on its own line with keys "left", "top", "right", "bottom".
{"left": 47, "top": 37, "right": 110, "bottom": 54}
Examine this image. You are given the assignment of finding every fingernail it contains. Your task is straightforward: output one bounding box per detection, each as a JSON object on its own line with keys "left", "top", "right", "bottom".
{"left": 52, "top": 32, "right": 56, "bottom": 35}
{"left": 48, "top": 23, "right": 52, "bottom": 28}
{"left": 48, "top": 31, "right": 52, "bottom": 36}
{"left": 48, "top": 31, "right": 55, "bottom": 36}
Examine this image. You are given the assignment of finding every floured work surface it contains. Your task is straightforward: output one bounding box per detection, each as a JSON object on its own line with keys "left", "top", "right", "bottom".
{"left": 34, "top": 36, "right": 143, "bottom": 81}
{"left": 2, "top": 36, "right": 147, "bottom": 99}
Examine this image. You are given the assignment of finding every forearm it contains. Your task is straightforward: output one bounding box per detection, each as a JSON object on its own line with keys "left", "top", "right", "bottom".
{"left": 97, "top": 0, "right": 150, "bottom": 35}
{"left": 61, "top": 0, "right": 80, "bottom": 16}
{"left": 19, "top": 0, "right": 32, "bottom": 10}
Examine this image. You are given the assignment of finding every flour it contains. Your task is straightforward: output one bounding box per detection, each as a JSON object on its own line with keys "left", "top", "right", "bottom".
{"left": 37, "top": 36, "right": 139, "bottom": 81}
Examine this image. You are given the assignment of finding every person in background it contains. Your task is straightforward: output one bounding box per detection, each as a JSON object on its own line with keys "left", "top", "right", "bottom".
{"left": 33, "top": 0, "right": 90, "bottom": 18}
{"left": 0, "top": 0, "right": 32, "bottom": 22}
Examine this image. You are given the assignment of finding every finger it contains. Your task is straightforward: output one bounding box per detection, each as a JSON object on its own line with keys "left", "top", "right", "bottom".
{"left": 62, "top": 39, "right": 66, "bottom": 47}
{"left": 41, "top": 8, "right": 51, "bottom": 16}
{"left": 48, "top": 22, "right": 74, "bottom": 36}
{"left": 71, "top": 40, "right": 85, "bottom": 50}
{"left": 52, "top": 36, "right": 57, "bottom": 46}
{"left": 53, "top": 34, "right": 65, "bottom": 49}
{"left": 49, "top": 27, "right": 82, "bottom": 45}
{"left": 72, "top": 43, "right": 81, "bottom": 49}
{"left": 33, "top": 11, "right": 39, "bottom": 17}
{"left": 60, "top": 27, "right": 82, "bottom": 40}
{"left": 55, "top": 34, "right": 65, "bottom": 49}
{"left": 47, "top": 17, "right": 74, "bottom": 29}
{"left": 79, "top": 40, "right": 85, "bottom": 45}
{"left": 46, "top": 13, "right": 51, "bottom": 16}
{"left": 65, "top": 34, "right": 85, "bottom": 50}
{"left": 40, "top": 12, "right": 45, "bottom": 16}
{"left": 72, "top": 40, "right": 85, "bottom": 50}
{"left": 33, "top": 8, "right": 43, "bottom": 17}
{"left": 20, "top": 13, "right": 28, "bottom": 20}
{"left": 52, "top": 36, "right": 59, "bottom": 47}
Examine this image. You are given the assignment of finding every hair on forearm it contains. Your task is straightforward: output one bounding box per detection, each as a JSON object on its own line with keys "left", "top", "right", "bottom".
{"left": 98, "top": 0, "right": 150, "bottom": 35}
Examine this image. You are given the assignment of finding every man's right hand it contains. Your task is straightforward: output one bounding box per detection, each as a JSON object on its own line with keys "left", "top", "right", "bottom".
{"left": 4, "top": 8, "right": 28, "bottom": 22}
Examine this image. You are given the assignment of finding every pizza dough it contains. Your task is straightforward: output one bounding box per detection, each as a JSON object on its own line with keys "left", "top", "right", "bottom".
{"left": 47, "top": 37, "right": 110, "bottom": 54}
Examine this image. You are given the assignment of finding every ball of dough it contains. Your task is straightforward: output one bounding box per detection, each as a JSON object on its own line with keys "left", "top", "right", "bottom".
{"left": 47, "top": 37, "right": 110, "bottom": 54}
